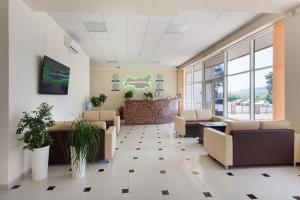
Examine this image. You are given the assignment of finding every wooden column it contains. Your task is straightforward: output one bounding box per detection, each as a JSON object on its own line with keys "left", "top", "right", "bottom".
{"left": 273, "top": 20, "right": 285, "bottom": 120}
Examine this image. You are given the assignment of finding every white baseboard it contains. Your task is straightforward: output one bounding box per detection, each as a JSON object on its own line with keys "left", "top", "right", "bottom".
{"left": 0, "top": 169, "right": 31, "bottom": 189}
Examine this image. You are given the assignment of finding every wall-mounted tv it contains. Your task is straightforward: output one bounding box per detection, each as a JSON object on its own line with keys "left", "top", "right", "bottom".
{"left": 39, "top": 56, "right": 70, "bottom": 95}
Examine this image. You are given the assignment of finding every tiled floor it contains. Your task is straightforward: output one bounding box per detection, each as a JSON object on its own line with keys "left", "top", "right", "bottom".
{"left": 1, "top": 124, "right": 300, "bottom": 200}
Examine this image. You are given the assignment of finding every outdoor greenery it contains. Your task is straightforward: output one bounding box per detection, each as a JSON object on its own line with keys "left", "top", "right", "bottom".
{"left": 90, "top": 94, "right": 108, "bottom": 109}
{"left": 265, "top": 71, "right": 273, "bottom": 103}
{"left": 124, "top": 90, "right": 133, "bottom": 100}
{"left": 144, "top": 92, "right": 153, "bottom": 99}
{"left": 68, "top": 120, "right": 100, "bottom": 167}
{"left": 16, "top": 102, "right": 54, "bottom": 151}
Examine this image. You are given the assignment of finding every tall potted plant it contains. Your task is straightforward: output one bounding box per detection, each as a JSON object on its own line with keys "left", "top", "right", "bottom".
{"left": 124, "top": 90, "right": 133, "bottom": 100}
{"left": 68, "top": 120, "right": 100, "bottom": 178}
{"left": 90, "top": 93, "right": 108, "bottom": 110}
{"left": 16, "top": 102, "right": 54, "bottom": 181}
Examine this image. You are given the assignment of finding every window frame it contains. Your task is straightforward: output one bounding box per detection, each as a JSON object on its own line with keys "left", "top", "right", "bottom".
{"left": 183, "top": 27, "right": 273, "bottom": 120}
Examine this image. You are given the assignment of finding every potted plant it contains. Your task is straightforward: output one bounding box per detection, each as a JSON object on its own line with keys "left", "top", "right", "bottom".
{"left": 144, "top": 92, "right": 153, "bottom": 100}
{"left": 68, "top": 120, "right": 100, "bottom": 178}
{"left": 16, "top": 102, "right": 54, "bottom": 181}
{"left": 124, "top": 90, "right": 133, "bottom": 100}
{"left": 90, "top": 93, "right": 108, "bottom": 110}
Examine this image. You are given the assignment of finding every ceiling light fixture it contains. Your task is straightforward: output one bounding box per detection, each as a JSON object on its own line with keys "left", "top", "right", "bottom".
{"left": 106, "top": 60, "right": 118, "bottom": 64}
{"left": 84, "top": 22, "right": 107, "bottom": 32}
{"left": 165, "top": 24, "right": 188, "bottom": 34}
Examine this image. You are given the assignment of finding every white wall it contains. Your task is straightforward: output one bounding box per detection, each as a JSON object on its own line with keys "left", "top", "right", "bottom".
{"left": 0, "top": 0, "right": 9, "bottom": 186}
{"left": 285, "top": 11, "right": 300, "bottom": 132}
{"left": 90, "top": 67, "right": 177, "bottom": 111}
{"left": 6, "top": 0, "right": 90, "bottom": 185}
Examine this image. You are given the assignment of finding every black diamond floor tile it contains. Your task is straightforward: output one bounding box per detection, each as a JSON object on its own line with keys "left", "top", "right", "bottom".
{"left": 47, "top": 186, "right": 55, "bottom": 191}
{"left": 122, "top": 189, "right": 129, "bottom": 193}
{"left": 84, "top": 187, "right": 91, "bottom": 192}
{"left": 11, "top": 185, "right": 21, "bottom": 189}
{"left": 203, "top": 192, "right": 212, "bottom": 197}
{"left": 161, "top": 190, "right": 169, "bottom": 195}
{"left": 247, "top": 194, "right": 258, "bottom": 199}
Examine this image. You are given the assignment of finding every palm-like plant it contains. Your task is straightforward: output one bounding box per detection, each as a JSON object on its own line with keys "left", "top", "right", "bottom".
{"left": 68, "top": 120, "right": 101, "bottom": 170}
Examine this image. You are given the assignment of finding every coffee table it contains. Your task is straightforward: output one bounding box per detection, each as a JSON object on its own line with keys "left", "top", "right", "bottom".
{"left": 198, "top": 122, "right": 227, "bottom": 143}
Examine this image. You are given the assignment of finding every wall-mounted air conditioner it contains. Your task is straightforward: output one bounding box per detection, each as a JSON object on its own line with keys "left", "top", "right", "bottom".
{"left": 64, "top": 35, "right": 80, "bottom": 54}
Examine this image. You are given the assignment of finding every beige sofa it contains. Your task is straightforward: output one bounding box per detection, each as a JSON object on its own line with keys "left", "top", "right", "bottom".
{"left": 204, "top": 120, "right": 296, "bottom": 169}
{"left": 174, "top": 109, "right": 223, "bottom": 137}
{"left": 83, "top": 110, "right": 120, "bottom": 135}
{"left": 48, "top": 121, "right": 117, "bottom": 163}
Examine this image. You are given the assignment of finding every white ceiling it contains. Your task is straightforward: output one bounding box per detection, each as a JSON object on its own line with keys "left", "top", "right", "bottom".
{"left": 49, "top": 12, "right": 259, "bottom": 68}
{"left": 25, "top": 0, "right": 300, "bottom": 14}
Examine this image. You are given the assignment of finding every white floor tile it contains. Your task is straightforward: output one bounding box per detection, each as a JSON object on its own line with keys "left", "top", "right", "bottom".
{"left": 80, "top": 190, "right": 121, "bottom": 200}
{"left": 11, "top": 124, "right": 300, "bottom": 200}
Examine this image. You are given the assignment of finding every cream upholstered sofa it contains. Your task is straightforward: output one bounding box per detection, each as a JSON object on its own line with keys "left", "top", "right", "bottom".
{"left": 174, "top": 109, "right": 223, "bottom": 137}
{"left": 48, "top": 121, "right": 117, "bottom": 163}
{"left": 83, "top": 110, "right": 120, "bottom": 135}
{"left": 204, "top": 120, "right": 296, "bottom": 169}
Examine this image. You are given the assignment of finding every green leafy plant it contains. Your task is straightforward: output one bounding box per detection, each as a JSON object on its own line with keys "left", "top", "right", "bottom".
{"left": 90, "top": 94, "right": 108, "bottom": 109}
{"left": 16, "top": 102, "right": 55, "bottom": 151}
{"left": 68, "top": 120, "right": 100, "bottom": 167}
{"left": 124, "top": 90, "right": 133, "bottom": 100}
{"left": 144, "top": 92, "right": 153, "bottom": 99}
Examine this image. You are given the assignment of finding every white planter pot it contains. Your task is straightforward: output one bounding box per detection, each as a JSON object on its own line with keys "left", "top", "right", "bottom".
{"left": 70, "top": 147, "right": 86, "bottom": 178}
{"left": 31, "top": 145, "right": 49, "bottom": 181}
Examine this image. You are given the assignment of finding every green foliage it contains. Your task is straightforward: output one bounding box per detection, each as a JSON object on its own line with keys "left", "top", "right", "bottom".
{"left": 124, "top": 90, "right": 133, "bottom": 100}
{"left": 265, "top": 71, "right": 273, "bottom": 104}
{"left": 90, "top": 94, "right": 108, "bottom": 109}
{"left": 228, "top": 95, "right": 240, "bottom": 102}
{"left": 144, "top": 92, "right": 153, "bottom": 99}
{"left": 16, "top": 102, "right": 54, "bottom": 151}
{"left": 68, "top": 120, "right": 100, "bottom": 167}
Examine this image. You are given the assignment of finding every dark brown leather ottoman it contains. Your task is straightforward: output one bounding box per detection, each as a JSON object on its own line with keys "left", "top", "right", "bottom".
{"left": 185, "top": 121, "right": 202, "bottom": 138}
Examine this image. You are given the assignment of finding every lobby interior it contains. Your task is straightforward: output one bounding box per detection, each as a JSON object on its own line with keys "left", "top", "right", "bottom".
{"left": 1, "top": 0, "right": 300, "bottom": 199}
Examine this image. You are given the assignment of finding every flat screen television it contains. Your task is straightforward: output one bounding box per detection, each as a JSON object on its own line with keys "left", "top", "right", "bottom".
{"left": 39, "top": 56, "right": 70, "bottom": 95}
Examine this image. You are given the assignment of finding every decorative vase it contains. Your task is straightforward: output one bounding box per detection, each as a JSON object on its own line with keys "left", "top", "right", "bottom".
{"left": 31, "top": 145, "right": 49, "bottom": 181}
{"left": 70, "top": 147, "right": 86, "bottom": 178}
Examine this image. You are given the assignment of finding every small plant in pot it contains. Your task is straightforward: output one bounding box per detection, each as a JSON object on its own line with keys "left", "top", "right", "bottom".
{"left": 124, "top": 90, "right": 133, "bottom": 100}
{"left": 90, "top": 94, "right": 108, "bottom": 110}
{"left": 16, "top": 102, "right": 54, "bottom": 181}
{"left": 68, "top": 120, "right": 100, "bottom": 178}
{"left": 144, "top": 92, "right": 153, "bottom": 100}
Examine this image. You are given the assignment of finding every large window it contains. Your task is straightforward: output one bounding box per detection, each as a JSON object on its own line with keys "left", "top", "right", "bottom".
{"left": 204, "top": 54, "right": 225, "bottom": 116}
{"left": 184, "top": 63, "right": 203, "bottom": 110}
{"left": 254, "top": 32, "right": 273, "bottom": 120}
{"left": 183, "top": 28, "right": 273, "bottom": 120}
{"left": 184, "top": 70, "right": 193, "bottom": 109}
{"left": 227, "top": 42, "right": 251, "bottom": 120}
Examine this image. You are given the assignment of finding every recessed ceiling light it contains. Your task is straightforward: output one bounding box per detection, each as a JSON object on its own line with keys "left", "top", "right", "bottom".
{"left": 165, "top": 24, "right": 188, "bottom": 34}
{"left": 106, "top": 60, "right": 118, "bottom": 64}
{"left": 84, "top": 22, "right": 107, "bottom": 32}
{"left": 149, "top": 60, "right": 160, "bottom": 64}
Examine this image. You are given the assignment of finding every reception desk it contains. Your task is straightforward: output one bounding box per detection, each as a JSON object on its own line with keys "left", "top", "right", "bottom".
{"left": 124, "top": 98, "right": 178, "bottom": 125}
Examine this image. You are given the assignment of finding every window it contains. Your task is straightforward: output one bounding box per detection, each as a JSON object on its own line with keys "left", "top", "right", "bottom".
{"left": 228, "top": 73, "right": 250, "bottom": 120}
{"left": 204, "top": 54, "right": 225, "bottom": 115}
{"left": 184, "top": 70, "right": 193, "bottom": 109}
{"left": 227, "top": 42, "right": 251, "bottom": 120}
{"left": 183, "top": 28, "right": 273, "bottom": 120}
{"left": 184, "top": 63, "right": 204, "bottom": 110}
{"left": 254, "top": 32, "right": 273, "bottom": 120}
